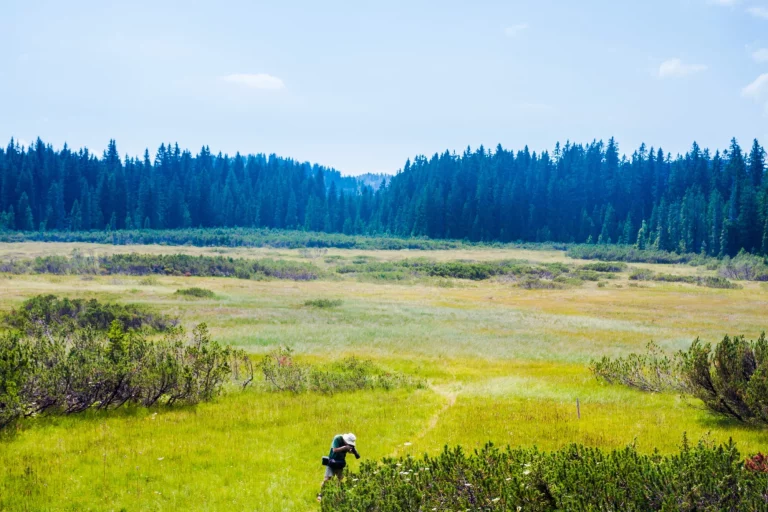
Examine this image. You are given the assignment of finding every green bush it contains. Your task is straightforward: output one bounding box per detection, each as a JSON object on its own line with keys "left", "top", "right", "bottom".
{"left": 1, "top": 252, "right": 324, "bottom": 281}
{"left": 568, "top": 245, "right": 712, "bottom": 265}
{"left": 4, "top": 294, "right": 175, "bottom": 334}
{"left": 175, "top": 287, "right": 217, "bottom": 299}
{"left": 0, "top": 322, "right": 252, "bottom": 428}
{"left": 580, "top": 261, "right": 628, "bottom": 272}
{"left": 259, "top": 347, "right": 423, "bottom": 394}
{"left": 718, "top": 251, "right": 768, "bottom": 281}
{"left": 680, "top": 333, "right": 768, "bottom": 423}
{"left": 593, "top": 333, "right": 768, "bottom": 424}
{"left": 629, "top": 270, "right": 741, "bottom": 289}
{"left": 320, "top": 439, "right": 768, "bottom": 511}
{"left": 304, "top": 298, "right": 343, "bottom": 308}
{"left": 590, "top": 342, "right": 686, "bottom": 393}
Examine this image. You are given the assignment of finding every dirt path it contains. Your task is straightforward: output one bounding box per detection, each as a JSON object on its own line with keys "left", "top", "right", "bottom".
{"left": 390, "top": 383, "right": 460, "bottom": 457}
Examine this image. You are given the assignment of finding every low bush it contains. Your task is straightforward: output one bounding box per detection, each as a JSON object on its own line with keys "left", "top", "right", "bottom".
{"left": 568, "top": 245, "right": 712, "bottom": 265}
{"left": 0, "top": 252, "right": 324, "bottom": 281}
{"left": 259, "top": 347, "right": 423, "bottom": 394}
{"left": 718, "top": 251, "right": 768, "bottom": 281}
{"left": 336, "top": 258, "right": 591, "bottom": 287}
{"left": 175, "top": 287, "right": 217, "bottom": 299}
{"left": 593, "top": 332, "right": 768, "bottom": 424}
{"left": 590, "top": 342, "right": 686, "bottom": 393}
{"left": 4, "top": 294, "right": 175, "bottom": 334}
{"left": 629, "top": 270, "right": 741, "bottom": 289}
{"left": 0, "top": 322, "right": 251, "bottom": 428}
{"left": 679, "top": 333, "right": 768, "bottom": 423}
{"left": 320, "top": 439, "right": 768, "bottom": 511}
{"left": 304, "top": 298, "right": 343, "bottom": 308}
{"left": 580, "top": 261, "right": 628, "bottom": 272}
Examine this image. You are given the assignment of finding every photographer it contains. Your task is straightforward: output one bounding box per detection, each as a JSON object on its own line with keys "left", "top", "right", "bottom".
{"left": 318, "top": 433, "right": 358, "bottom": 501}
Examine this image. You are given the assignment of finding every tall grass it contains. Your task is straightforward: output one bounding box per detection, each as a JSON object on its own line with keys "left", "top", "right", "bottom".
{"left": 1, "top": 243, "right": 768, "bottom": 510}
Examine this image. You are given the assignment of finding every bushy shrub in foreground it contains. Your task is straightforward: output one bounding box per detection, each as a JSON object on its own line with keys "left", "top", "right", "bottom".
{"left": 4, "top": 294, "right": 176, "bottom": 334}
{"left": 680, "top": 333, "right": 768, "bottom": 423}
{"left": 593, "top": 333, "right": 768, "bottom": 425}
{"left": 0, "top": 322, "right": 251, "bottom": 428}
{"left": 590, "top": 342, "right": 687, "bottom": 393}
{"left": 259, "top": 347, "right": 424, "bottom": 394}
{"left": 321, "top": 439, "right": 768, "bottom": 511}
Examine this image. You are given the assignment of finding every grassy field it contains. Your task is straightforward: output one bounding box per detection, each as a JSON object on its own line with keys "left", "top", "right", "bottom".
{"left": 1, "top": 242, "right": 767, "bottom": 511}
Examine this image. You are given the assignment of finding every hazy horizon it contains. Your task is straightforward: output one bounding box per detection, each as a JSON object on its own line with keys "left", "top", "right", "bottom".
{"left": 4, "top": 0, "right": 768, "bottom": 176}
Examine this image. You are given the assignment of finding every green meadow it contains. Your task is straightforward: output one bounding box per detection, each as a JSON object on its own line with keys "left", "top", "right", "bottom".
{"left": 1, "top": 242, "right": 767, "bottom": 511}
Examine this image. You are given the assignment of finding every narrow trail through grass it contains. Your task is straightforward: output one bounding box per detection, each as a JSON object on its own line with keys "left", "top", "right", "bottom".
{"left": 392, "top": 383, "right": 461, "bottom": 458}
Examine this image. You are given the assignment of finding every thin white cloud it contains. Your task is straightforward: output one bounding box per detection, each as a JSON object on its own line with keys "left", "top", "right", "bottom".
{"left": 753, "top": 48, "right": 768, "bottom": 62}
{"left": 742, "top": 74, "right": 768, "bottom": 117}
{"left": 220, "top": 73, "right": 285, "bottom": 90}
{"left": 747, "top": 6, "right": 768, "bottom": 19}
{"left": 513, "top": 102, "right": 556, "bottom": 114}
{"left": 743, "top": 73, "right": 768, "bottom": 99}
{"left": 707, "top": 0, "right": 740, "bottom": 5}
{"left": 657, "top": 58, "right": 708, "bottom": 78}
{"left": 504, "top": 24, "right": 528, "bottom": 37}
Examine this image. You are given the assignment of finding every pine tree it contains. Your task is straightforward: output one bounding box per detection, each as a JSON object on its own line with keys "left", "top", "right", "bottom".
{"left": 69, "top": 200, "right": 82, "bottom": 231}
{"left": 762, "top": 218, "right": 768, "bottom": 255}
{"left": 748, "top": 139, "right": 765, "bottom": 188}
{"left": 636, "top": 220, "right": 648, "bottom": 249}
{"left": 17, "top": 192, "right": 33, "bottom": 231}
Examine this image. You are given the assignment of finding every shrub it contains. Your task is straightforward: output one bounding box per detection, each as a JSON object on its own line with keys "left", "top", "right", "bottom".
{"left": 1, "top": 252, "right": 324, "bottom": 281}
{"left": 679, "top": 333, "right": 768, "bottom": 423}
{"left": 718, "top": 252, "right": 768, "bottom": 281}
{"left": 580, "top": 261, "right": 628, "bottom": 272}
{"left": 629, "top": 270, "right": 741, "bottom": 289}
{"left": 4, "top": 294, "right": 176, "bottom": 334}
{"left": 304, "top": 298, "right": 343, "bottom": 308}
{"left": 629, "top": 268, "right": 655, "bottom": 281}
{"left": 175, "top": 287, "right": 217, "bottom": 299}
{"left": 593, "top": 333, "right": 768, "bottom": 424}
{"left": 568, "top": 244, "right": 711, "bottom": 265}
{"left": 320, "top": 439, "right": 768, "bottom": 511}
{"left": 590, "top": 342, "right": 686, "bottom": 393}
{"left": 0, "top": 322, "right": 251, "bottom": 428}
{"left": 517, "top": 276, "right": 563, "bottom": 289}
{"left": 259, "top": 347, "right": 423, "bottom": 394}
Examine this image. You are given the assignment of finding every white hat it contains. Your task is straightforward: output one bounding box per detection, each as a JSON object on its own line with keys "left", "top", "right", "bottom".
{"left": 342, "top": 433, "right": 356, "bottom": 446}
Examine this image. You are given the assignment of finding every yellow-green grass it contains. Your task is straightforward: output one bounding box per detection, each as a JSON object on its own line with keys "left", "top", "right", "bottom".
{"left": 1, "top": 242, "right": 767, "bottom": 511}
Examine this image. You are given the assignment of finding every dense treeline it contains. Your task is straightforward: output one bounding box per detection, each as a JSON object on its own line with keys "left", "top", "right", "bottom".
{"left": 1, "top": 137, "right": 766, "bottom": 256}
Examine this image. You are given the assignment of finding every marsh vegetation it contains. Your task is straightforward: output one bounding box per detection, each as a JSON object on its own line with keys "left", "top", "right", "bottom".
{"left": 1, "top": 240, "right": 768, "bottom": 510}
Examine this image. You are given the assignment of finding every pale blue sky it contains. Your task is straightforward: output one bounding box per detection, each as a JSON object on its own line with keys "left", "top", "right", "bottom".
{"left": 3, "top": 0, "right": 768, "bottom": 175}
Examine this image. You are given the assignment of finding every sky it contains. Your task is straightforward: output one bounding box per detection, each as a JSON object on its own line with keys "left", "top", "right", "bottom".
{"left": 2, "top": 0, "right": 768, "bottom": 176}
